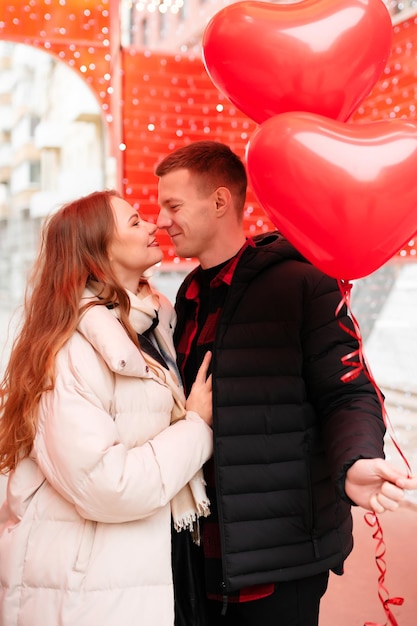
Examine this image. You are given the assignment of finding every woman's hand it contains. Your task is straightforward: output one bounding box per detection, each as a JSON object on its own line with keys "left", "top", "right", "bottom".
{"left": 186, "top": 351, "right": 213, "bottom": 427}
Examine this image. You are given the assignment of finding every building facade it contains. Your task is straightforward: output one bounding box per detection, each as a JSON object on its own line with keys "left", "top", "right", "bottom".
{"left": 0, "top": 41, "right": 115, "bottom": 309}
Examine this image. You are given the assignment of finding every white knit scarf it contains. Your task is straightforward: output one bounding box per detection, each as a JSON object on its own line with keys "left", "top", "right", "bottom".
{"left": 89, "top": 280, "right": 211, "bottom": 540}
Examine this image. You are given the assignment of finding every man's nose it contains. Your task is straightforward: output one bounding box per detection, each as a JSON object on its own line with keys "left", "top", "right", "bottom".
{"left": 156, "top": 209, "right": 171, "bottom": 229}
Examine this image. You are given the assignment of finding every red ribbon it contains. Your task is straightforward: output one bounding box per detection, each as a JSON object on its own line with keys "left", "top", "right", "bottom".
{"left": 336, "top": 279, "right": 411, "bottom": 626}
{"left": 336, "top": 279, "right": 411, "bottom": 473}
{"left": 363, "top": 512, "right": 404, "bottom": 626}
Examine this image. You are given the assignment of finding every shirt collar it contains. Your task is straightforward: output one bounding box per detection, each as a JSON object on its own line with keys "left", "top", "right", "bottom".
{"left": 185, "top": 238, "right": 255, "bottom": 299}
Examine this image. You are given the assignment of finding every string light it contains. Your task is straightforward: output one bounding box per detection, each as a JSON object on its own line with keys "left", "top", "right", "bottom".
{"left": 2, "top": 0, "right": 417, "bottom": 260}
{"left": 118, "top": 0, "right": 417, "bottom": 19}
{"left": 126, "top": 0, "right": 184, "bottom": 15}
{"left": 387, "top": 0, "right": 417, "bottom": 24}
{"left": 120, "top": 0, "right": 417, "bottom": 15}
{"left": 387, "top": 0, "right": 417, "bottom": 15}
{"left": 0, "top": 0, "right": 112, "bottom": 115}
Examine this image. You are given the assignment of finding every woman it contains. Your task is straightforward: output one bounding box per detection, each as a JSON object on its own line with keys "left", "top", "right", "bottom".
{"left": 0, "top": 190, "right": 213, "bottom": 626}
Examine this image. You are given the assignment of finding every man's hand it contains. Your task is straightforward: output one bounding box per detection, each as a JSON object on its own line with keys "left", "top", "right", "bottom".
{"left": 345, "top": 458, "right": 417, "bottom": 513}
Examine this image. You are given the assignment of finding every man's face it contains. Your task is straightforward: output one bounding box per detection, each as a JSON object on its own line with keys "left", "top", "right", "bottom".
{"left": 157, "top": 168, "right": 219, "bottom": 261}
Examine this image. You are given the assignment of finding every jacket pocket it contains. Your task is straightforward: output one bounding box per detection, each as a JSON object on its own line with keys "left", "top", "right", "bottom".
{"left": 74, "top": 519, "right": 97, "bottom": 573}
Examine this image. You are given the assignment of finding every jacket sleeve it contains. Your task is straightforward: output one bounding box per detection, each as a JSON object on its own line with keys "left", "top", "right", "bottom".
{"left": 33, "top": 345, "right": 213, "bottom": 523}
{"left": 300, "top": 267, "right": 386, "bottom": 495}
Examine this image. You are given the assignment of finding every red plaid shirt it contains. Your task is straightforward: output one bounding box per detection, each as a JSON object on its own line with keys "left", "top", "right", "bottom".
{"left": 175, "top": 240, "right": 274, "bottom": 603}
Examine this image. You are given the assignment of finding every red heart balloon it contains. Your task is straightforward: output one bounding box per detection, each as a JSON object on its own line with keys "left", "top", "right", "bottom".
{"left": 202, "top": 0, "right": 392, "bottom": 124}
{"left": 246, "top": 113, "right": 417, "bottom": 280}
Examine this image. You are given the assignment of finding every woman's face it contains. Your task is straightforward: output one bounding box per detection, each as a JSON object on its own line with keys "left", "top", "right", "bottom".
{"left": 108, "top": 196, "right": 163, "bottom": 292}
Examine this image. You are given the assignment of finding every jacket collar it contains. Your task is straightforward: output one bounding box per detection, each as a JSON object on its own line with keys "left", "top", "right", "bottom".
{"left": 78, "top": 292, "right": 152, "bottom": 378}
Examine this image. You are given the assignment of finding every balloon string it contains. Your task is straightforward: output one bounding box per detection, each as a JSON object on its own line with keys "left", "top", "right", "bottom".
{"left": 336, "top": 279, "right": 410, "bottom": 626}
{"left": 336, "top": 279, "right": 411, "bottom": 475}
{"left": 363, "top": 512, "right": 404, "bottom": 626}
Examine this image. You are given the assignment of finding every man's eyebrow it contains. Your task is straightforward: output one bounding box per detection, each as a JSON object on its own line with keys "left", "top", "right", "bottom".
{"left": 163, "top": 197, "right": 181, "bottom": 205}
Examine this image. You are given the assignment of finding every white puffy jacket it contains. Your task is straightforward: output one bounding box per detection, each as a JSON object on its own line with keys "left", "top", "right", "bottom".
{"left": 0, "top": 294, "right": 213, "bottom": 626}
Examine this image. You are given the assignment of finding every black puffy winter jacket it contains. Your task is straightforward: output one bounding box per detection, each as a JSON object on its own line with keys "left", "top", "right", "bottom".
{"left": 174, "top": 232, "right": 385, "bottom": 593}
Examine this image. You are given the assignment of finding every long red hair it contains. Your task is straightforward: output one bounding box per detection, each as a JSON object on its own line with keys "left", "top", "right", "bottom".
{"left": 0, "top": 190, "right": 140, "bottom": 473}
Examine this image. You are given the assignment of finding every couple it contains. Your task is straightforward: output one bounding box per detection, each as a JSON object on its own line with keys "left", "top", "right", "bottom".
{"left": 0, "top": 141, "right": 414, "bottom": 626}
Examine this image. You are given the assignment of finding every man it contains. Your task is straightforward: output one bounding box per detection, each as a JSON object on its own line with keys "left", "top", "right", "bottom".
{"left": 156, "top": 141, "right": 413, "bottom": 626}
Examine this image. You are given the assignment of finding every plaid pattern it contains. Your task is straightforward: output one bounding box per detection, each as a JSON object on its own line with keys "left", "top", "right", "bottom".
{"left": 176, "top": 239, "right": 274, "bottom": 603}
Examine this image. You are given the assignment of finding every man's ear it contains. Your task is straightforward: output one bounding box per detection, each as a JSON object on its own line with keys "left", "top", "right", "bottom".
{"left": 214, "top": 187, "right": 232, "bottom": 217}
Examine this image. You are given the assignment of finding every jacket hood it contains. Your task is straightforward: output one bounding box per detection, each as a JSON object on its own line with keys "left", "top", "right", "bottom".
{"left": 252, "top": 231, "right": 307, "bottom": 263}
{"left": 237, "top": 231, "right": 310, "bottom": 280}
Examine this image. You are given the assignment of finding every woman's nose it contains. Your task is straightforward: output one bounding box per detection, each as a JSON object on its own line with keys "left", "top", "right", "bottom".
{"left": 146, "top": 220, "right": 157, "bottom": 234}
